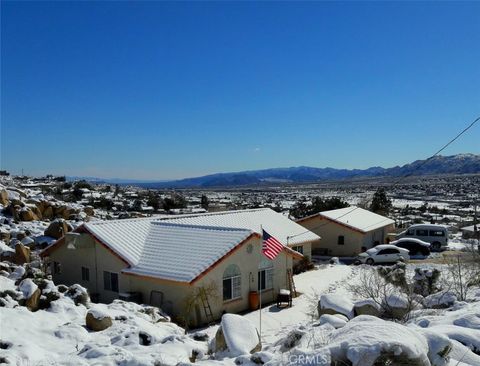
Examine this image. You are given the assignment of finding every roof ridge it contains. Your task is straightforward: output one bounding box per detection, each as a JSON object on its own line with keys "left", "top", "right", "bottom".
{"left": 155, "top": 207, "right": 272, "bottom": 221}
{"left": 86, "top": 216, "right": 156, "bottom": 226}
{"left": 151, "top": 221, "right": 254, "bottom": 233}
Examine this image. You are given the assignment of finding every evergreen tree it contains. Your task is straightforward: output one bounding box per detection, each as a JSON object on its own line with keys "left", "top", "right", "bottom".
{"left": 200, "top": 195, "right": 209, "bottom": 211}
{"left": 369, "top": 188, "right": 392, "bottom": 215}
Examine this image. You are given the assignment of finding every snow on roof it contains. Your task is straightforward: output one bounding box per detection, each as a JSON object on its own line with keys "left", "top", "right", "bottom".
{"left": 158, "top": 208, "right": 320, "bottom": 245}
{"left": 123, "top": 223, "right": 252, "bottom": 282}
{"left": 85, "top": 217, "right": 152, "bottom": 265}
{"left": 74, "top": 208, "right": 317, "bottom": 282}
{"left": 318, "top": 206, "right": 395, "bottom": 233}
{"left": 461, "top": 225, "right": 479, "bottom": 232}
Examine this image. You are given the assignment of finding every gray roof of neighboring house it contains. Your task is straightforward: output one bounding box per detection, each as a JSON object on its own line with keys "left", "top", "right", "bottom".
{"left": 315, "top": 206, "right": 395, "bottom": 233}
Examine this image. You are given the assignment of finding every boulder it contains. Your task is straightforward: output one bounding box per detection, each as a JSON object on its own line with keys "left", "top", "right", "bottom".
{"left": 83, "top": 206, "right": 95, "bottom": 216}
{"left": 215, "top": 314, "right": 261, "bottom": 356}
{"left": 0, "top": 189, "right": 8, "bottom": 206}
{"left": 86, "top": 309, "right": 112, "bottom": 331}
{"left": 318, "top": 314, "right": 348, "bottom": 328}
{"left": 384, "top": 294, "right": 412, "bottom": 320}
{"left": 354, "top": 299, "right": 382, "bottom": 317}
{"left": 14, "top": 243, "right": 31, "bottom": 264}
{"left": 25, "top": 288, "right": 41, "bottom": 311}
{"left": 16, "top": 231, "right": 26, "bottom": 241}
{"left": 21, "top": 236, "right": 35, "bottom": 249}
{"left": 7, "top": 187, "right": 26, "bottom": 198}
{"left": 30, "top": 205, "right": 43, "bottom": 220}
{"left": 318, "top": 294, "right": 354, "bottom": 319}
{"left": 0, "top": 229, "right": 11, "bottom": 242}
{"left": 53, "top": 205, "right": 67, "bottom": 218}
{"left": 19, "top": 208, "right": 37, "bottom": 221}
{"left": 44, "top": 219, "right": 69, "bottom": 239}
{"left": 19, "top": 279, "right": 41, "bottom": 311}
{"left": 424, "top": 291, "right": 457, "bottom": 309}
{"left": 66, "top": 284, "right": 89, "bottom": 306}
{"left": 42, "top": 206, "right": 54, "bottom": 220}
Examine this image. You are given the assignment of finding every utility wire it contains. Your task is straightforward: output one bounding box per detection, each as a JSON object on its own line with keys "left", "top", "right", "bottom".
{"left": 288, "top": 115, "right": 480, "bottom": 241}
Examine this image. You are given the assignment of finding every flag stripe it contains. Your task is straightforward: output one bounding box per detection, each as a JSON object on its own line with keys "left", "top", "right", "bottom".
{"left": 262, "top": 229, "right": 284, "bottom": 260}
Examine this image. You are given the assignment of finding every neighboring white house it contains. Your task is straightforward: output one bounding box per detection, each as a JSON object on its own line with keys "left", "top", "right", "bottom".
{"left": 461, "top": 224, "right": 479, "bottom": 239}
{"left": 296, "top": 206, "right": 395, "bottom": 256}
{"left": 41, "top": 208, "right": 319, "bottom": 326}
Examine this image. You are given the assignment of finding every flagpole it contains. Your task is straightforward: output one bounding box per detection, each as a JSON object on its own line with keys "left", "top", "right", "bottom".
{"left": 259, "top": 225, "right": 262, "bottom": 342}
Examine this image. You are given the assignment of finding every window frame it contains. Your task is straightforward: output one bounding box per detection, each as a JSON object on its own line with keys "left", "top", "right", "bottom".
{"left": 53, "top": 261, "right": 61, "bottom": 275}
{"left": 222, "top": 264, "right": 242, "bottom": 302}
{"left": 81, "top": 266, "right": 90, "bottom": 282}
{"left": 223, "top": 275, "right": 242, "bottom": 302}
{"left": 103, "top": 271, "right": 119, "bottom": 292}
{"left": 258, "top": 267, "right": 274, "bottom": 291}
{"left": 337, "top": 235, "right": 345, "bottom": 245}
{"left": 292, "top": 245, "right": 304, "bottom": 254}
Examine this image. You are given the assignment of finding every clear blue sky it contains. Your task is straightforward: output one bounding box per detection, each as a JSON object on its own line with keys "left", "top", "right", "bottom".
{"left": 1, "top": 1, "right": 479, "bottom": 180}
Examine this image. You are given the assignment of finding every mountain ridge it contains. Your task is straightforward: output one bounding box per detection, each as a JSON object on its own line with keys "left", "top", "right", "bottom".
{"left": 134, "top": 153, "right": 480, "bottom": 188}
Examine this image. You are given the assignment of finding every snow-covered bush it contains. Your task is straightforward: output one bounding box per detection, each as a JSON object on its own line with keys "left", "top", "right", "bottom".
{"left": 413, "top": 267, "right": 441, "bottom": 297}
{"left": 440, "top": 253, "right": 480, "bottom": 301}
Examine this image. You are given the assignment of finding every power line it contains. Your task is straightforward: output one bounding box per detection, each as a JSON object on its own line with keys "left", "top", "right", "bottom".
{"left": 289, "top": 115, "right": 480, "bottom": 241}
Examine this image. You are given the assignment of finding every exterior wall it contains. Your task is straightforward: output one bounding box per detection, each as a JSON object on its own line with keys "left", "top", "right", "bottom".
{"left": 298, "top": 216, "right": 395, "bottom": 256}
{"left": 48, "top": 233, "right": 127, "bottom": 303}
{"left": 361, "top": 224, "right": 396, "bottom": 249}
{"left": 47, "top": 233, "right": 295, "bottom": 327}
{"left": 123, "top": 273, "right": 194, "bottom": 323}
{"left": 289, "top": 241, "right": 312, "bottom": 259}
{"left": 194, "top": 235, "right": 292, "bottom": 326}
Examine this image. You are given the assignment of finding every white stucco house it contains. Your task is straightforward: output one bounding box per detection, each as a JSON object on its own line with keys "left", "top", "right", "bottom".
{"left": 296, "top": 206, "right": 395, "bottom": 256}
{"left": 41, "top": 208, "right": 319, "bottom": 326}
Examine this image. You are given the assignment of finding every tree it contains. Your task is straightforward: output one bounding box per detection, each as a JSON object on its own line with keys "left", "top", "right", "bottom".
{"left": 369, "top": 188, "right": 392, "bottom": 215}
{"left": 132, "top": 199, "right": 143, "bottom": 212}
{"left": 290, "top": 196, "right": 349, "bottom": 219}
{"left": 200, "top": 195, "right": 209, "bottom": 211}
{"left": 147, "top": 193, "right": 161, "bottom": 211}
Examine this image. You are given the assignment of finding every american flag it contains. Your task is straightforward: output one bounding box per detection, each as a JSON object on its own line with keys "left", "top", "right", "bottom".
{"left": 262, "top": 229, "right": 284, "bottom": 260}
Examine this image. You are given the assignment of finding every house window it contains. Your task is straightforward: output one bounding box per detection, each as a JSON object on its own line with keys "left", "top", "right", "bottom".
{"left": 337, "top": 235, "right": 345, "bottom": 245}
{"left": 223, "top": 264, "right": 241, "bottom": 301}
{"left": 103, "top": 271, "right": 119, "bottom": 292}
{"left": 258, "top": 259, "right": 274, "bottom": 291}
{"left": 292, "top": 245, "right": 303, "bottom": 254}
{"left": 81, "top": 266, "right": 90, "bottom": 282}
{"left": 53, "top": 261, "right": 61, "bottom": 274}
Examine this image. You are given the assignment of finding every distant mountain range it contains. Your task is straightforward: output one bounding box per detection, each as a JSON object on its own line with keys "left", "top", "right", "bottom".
{"left": 132, "top": 153, "right": 480, "bottom": 188}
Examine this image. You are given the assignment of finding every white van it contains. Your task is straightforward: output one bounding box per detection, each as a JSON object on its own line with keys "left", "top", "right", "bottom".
{"left": 396, "top": 224, "right": 448, "bottom": 251}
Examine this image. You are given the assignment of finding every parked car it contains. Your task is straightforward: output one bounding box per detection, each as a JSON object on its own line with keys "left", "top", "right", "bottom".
{"left": 396, "top": 224, "right": 448, "bottom": 251}
{"left": 356, "top": 244, "right": 410, "bottom": 265}
{"left": 390, "top": 238, "right": 431, "bottom": 256}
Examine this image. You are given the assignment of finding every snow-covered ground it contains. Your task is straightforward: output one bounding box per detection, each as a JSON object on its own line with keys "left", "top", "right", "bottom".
{"left": 2, "top": 260, "right": 480, "bottom": 365}
{"left": 202, "top": 264, "right": 354, "bottom": 346}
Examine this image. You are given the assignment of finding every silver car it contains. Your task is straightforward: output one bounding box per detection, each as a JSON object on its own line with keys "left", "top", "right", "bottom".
{"left": 356, "top": 244, "right": 410, "bottom": 265}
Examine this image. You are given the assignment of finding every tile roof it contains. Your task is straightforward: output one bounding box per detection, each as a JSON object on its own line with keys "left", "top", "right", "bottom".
{"left": 69, "top": 208, "right": 318, "bottom": 282}
{"left": 318, "top": 206, "right": 395, "bottom": 233}
{"left": 158, "top": 208, "right": 320, "bottom": 245}
{"left": 85, "top": 217, "right": 152, "bottom": 265}
{"left": 122, "top": 223, "right": 253, "bottom": 282}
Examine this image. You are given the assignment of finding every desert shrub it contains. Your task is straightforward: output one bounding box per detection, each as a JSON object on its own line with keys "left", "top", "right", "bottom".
{"left": 293, "top": 256, "right": 315, "bottom": 274}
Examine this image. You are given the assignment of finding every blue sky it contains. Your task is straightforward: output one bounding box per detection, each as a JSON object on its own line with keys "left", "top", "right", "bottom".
{"left": 1, "top": 1, "right": 479, "bottom": 180}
